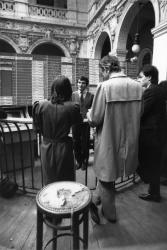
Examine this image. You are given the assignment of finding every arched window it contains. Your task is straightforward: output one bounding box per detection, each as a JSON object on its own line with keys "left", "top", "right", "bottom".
{"left": 37, "top": 0, "right": 53, "bottom": 6}
{"left": 142, "top": 52, "right": 151, "bottom": 66}
{"left": 37, "top": 0, "right": 67, "bottom": 8}
{"left": 138, "top": 48, "right": 152, "bottom": 72}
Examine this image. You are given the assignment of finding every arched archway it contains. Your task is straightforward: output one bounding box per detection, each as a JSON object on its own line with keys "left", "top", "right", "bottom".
{"left": 0, "top": 40, "right": 16, "bottom": 53}
{"left": 94, "top": 31, "right": 111, "bottom": 59}
{"left": 115, "top": 1, "right": 155, "bottom": 57}
{"left": 28, "top": 39, "right": 70, "bottom": 57}
{"left": 138, "top": 48, "right": 152, "bottom": 71}
{"left": 31, "top": 42, "right": 65, "bottom": 56}
{"left": 0, "top": 36, "right": 19, "bottom": 54}
{"left": 113, "top": 0, "right": 155, "bottom": 77}
{"left": 0, "top": 38, "right": 17, "bottom": 101}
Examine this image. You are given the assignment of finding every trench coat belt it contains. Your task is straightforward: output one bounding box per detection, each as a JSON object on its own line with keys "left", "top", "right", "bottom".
{"left": 43, "top": 136, "right": 71, "bottom": 144}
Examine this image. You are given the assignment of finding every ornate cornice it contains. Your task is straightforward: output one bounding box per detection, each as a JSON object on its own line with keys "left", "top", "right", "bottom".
{"left": 152, "top": 20, "right": 167, "bottom": 38}
{"left": 0, "top": 20, "right": 86, "bottom": 38}
{"left": 0, "top": 19, "right": 86, "bottom": 54}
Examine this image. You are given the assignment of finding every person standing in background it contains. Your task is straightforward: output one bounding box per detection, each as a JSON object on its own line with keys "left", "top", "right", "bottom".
{"left": 87, "top": 54, "right": 143, "bottom": 224}
{"left": 137, "top": 65, "right": 166, "bottom": 202}
{"left": 72, "top": 76, "right": 94, "bottom": 170}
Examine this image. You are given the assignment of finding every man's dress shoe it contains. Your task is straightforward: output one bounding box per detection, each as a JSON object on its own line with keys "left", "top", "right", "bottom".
{"left": 101, "top": 208, "right": 117, "bottom": 223}
{"left": 138, "top": 193, "right": 161, "bottom": 202}
{"left": 81, "top": 162, "right": 87, "bottom": 171}
{"left": 94, "top": 196, "right": 101, "bottom": 206}
{"left": 75, "top": 161, "right": 82, "bottom": 170}
{"left": 90, "top": 202, "right": 100, "bottom": 224}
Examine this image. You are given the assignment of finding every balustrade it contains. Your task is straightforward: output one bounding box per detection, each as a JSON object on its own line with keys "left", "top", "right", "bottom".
{"left": 28, "top": 4, "right": 67, "bottom": 19}
{"left": 0, "top": 0, "right": 15, "bottom": 12}
{"left": 0, "top": 0, "right": 68, "bottom": 21}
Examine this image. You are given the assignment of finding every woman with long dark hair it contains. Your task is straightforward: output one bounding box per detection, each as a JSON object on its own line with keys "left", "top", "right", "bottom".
{"left": 33, "top": 76, "right": 82, "bottom": 185}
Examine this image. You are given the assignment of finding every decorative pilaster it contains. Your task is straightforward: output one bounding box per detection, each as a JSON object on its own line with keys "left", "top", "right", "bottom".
{"left": 159, "top": 0, "right": 167, "bottom": 23}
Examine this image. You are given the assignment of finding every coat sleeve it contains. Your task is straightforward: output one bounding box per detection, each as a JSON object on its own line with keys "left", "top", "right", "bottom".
{"left": 87, "top": 83, "right": 105, "bottom": 127}
{"left": 90, "top": 93, "right": 94, "bottom": 107}
{"left": 69, "top": 103, "right": 82, "bottom": 125}
{"left": 141, "top": 88, "right": 157, "bottom": 120}
{"left": 32, "top": 101, "right": 43, "bottom": 133}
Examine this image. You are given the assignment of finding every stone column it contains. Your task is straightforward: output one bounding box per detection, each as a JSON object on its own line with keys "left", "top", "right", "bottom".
{"left": 116, "top": 49, "right": 128, "bottom": 73}
{"left": 66, "top": 0, "right": 77, "bottom": 23}
{"left": 15, "top": 0, "right": 28, "bottom": 18}
{"left": 152, "top": 23, "right": 167, "bottom": 81}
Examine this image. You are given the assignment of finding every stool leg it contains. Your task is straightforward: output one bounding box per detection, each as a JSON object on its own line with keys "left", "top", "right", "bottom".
{"left": 83, "top": 211, "right": 89, "bottom": 249}
{"left": 85, "top": 162, "right": 88, "bottom": 186}
{"left": 36, "top": 209, "right": 43, "bottom": 250}
{"left": 52, "top": 218, "right": 57, "bottom": 250}
{"left": 72, "top": 214, "right": 80, "bottom": 250}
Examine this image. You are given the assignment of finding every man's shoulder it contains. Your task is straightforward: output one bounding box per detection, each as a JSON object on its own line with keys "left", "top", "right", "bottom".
{"left": 64, "top": 100, "right": 75, "bottom": 106}
{"left": 87, "top": 91, "right": 94, "bottom": 97}
{"left": 104, "top": 76, "right": 140, "bottom": 87}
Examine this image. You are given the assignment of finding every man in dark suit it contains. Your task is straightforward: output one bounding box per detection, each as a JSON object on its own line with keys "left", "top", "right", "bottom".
{"left": 72, "top": 76, "right": 94, "bottom": 170}
{"left": 137, "top": 65, "right": 166, "bottom": 202}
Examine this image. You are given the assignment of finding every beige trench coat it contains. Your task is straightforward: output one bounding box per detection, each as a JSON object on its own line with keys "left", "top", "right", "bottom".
{"left": 87, "top": 72, "right": 143, "bottom": 182}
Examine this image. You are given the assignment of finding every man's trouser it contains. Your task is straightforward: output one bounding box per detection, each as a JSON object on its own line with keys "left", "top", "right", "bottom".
{"left": 93, "top": 180, "right": 116, "bottom": 221}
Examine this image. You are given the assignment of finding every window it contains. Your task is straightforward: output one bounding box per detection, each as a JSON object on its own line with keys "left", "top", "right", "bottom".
{"left": 0, "top": 70, "right": 12, "bottom": 96}
{"left": 37, "top": 0, "right": 54, "bottom": 7}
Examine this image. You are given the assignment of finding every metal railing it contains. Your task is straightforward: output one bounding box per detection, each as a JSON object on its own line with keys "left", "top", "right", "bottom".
{"left": 0, "top": 118, "right": 43, "bottom": 194}
{"left": 0, "top": 118, "right": 138, "bottom": 194}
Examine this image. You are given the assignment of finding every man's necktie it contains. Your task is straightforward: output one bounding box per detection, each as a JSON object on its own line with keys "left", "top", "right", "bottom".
{"left": 80, "top": 93, "right": 84, "bottom": 104}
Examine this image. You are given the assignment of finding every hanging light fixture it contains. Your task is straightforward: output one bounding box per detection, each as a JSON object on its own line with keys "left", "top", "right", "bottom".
{"left": 132, "top": 33, "right": 140, "bottom": 54}
{"left": 132, "top": 3, "right": 141, "bottom": 54}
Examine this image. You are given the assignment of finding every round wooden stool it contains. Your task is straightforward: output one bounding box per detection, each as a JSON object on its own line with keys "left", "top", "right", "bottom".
{"left": 36, "top": 181, "right": 92, "bottom": 250}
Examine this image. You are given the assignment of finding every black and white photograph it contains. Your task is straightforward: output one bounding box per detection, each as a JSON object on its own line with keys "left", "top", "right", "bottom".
{"left": 0, "top": 0, "right": 167, "bottom": 249}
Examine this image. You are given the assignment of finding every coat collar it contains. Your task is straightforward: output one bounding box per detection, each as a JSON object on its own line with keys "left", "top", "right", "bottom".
{"left": 109, "top": 71, "right": 126, "bottom": 79}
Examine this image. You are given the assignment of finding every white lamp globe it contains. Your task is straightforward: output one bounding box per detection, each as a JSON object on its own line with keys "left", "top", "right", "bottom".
{"left": 132, "top": 44, "right": 140, "bottom": 54}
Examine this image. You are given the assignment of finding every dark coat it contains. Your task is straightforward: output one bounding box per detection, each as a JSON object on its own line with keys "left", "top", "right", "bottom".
{"left": 71, "top": 91, "right": 94, "bottom": 163}
{"left": 137, "top": 84, "right": 166, "bottom": 183}
{"left": 72, "top": 91, "right": 94, "bottom": 119}
{"left": 33, "top": 100, "right": 81, "bottom": 185}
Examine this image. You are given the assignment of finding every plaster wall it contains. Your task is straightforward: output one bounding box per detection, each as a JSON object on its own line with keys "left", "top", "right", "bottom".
{"left": 153, "top": 32, "right": 167, "bottom": 82}
{"left": 78, "top": 40, "right": 88, "bottom": 58}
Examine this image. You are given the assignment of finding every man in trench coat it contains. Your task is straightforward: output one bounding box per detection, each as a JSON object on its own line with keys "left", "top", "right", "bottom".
{"left": 87, "top": 54, "right": 143, "bottom": 223}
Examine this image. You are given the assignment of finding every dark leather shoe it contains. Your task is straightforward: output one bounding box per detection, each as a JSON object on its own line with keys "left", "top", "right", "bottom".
{"left": 94, "top": 196, "right": 101, "bottom": 206}
{"left": 90, "top": 203, "right": 100, "bottom": 224}
{"left": 138, "top": 193, "right": 161, "bottom": 202}
{"left": 81, "top": 162, "right": 87, "bottom": 170}
{"left": 101, "top": 208, "right": 117, "bottom": 223}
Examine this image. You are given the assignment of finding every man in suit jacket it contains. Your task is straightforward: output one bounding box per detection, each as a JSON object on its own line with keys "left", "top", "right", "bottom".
{"left": 72, "top": 76, "right": 94, "bottom": 170}
{"left": 137, "top": 65, "right": 166, "bottom": 202}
